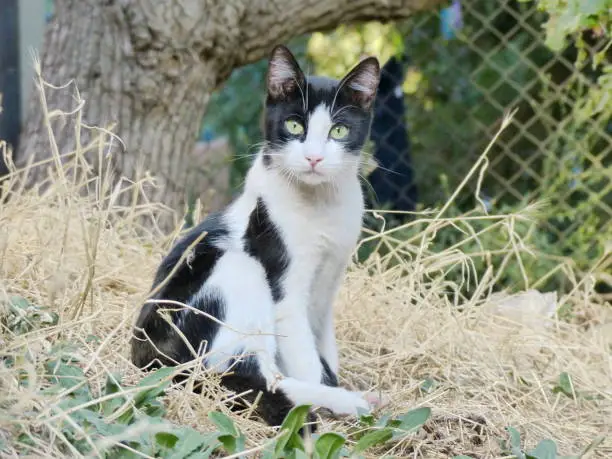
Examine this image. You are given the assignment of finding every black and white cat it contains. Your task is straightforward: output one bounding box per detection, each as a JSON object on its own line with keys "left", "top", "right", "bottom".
{"left": 131, "top": 45, "right": 384, "bottom": 426}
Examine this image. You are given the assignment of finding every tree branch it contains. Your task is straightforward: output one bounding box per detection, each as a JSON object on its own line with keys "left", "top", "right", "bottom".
{"left": 235, "top": 0, "right": 447, "bottom": 66}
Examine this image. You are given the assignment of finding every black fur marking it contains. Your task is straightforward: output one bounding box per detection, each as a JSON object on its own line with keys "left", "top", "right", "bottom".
{"left": 320, "top": 357, "right": 339, "bottom": 387}
{"left": 219, "top": 354, "right": 317, "bottom": 431}
{"left": 131, "top": 212, "right": 229, "bottom": 369}
{"left": 243, "top": 198, "right": 289, "bottom": 303}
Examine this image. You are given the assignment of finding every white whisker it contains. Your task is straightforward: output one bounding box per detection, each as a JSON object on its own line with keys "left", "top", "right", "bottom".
{"left": 332, "top": 104, "right": 360, "bottom": 120}
{"left": 330, "top": 74, "right": 353, "bottom": 115}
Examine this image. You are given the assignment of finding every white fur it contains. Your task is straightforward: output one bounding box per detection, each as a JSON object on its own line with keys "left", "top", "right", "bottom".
{"left": 278, "top": 379, "right": 369, "bottom": 416}
{"left": 192, "top": 133, "right": 370, "bottom": 414}
{"left": 281, "top": 105, "right": 359, "bottom": 186}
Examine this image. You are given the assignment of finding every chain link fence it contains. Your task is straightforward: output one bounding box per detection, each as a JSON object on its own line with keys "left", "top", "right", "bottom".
{"left": 199, "top": 0, "right": 611, "bottom": 292}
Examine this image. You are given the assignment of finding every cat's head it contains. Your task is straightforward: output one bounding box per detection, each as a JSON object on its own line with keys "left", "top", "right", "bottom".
{"left": 262, "top": 45, "right": 380, "bottom": 186}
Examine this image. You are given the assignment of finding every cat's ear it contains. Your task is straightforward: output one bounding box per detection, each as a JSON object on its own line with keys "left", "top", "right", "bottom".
{"left": 266, "top": 45, "right": 306, "bottom": 100}
{"left": 340, "top": 57, "right": 380, "bottom": 110}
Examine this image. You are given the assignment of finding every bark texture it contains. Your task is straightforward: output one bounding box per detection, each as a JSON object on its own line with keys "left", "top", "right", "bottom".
{"left": 18, "top": 0, "right": 446, "bottom": 224}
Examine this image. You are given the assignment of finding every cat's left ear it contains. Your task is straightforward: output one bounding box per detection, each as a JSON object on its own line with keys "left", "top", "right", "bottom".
{"left": 340, "top": 57, "right": 381, "bottom": 110}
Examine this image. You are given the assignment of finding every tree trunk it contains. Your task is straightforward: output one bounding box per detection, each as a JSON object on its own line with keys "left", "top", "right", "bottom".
{"left": 17, "top": 0, "right": 445, "bottom": 226}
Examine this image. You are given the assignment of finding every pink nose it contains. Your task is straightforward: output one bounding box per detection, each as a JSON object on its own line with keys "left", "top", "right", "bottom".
{"left": 306, "top": 155, "right": 323, "bottom": 167}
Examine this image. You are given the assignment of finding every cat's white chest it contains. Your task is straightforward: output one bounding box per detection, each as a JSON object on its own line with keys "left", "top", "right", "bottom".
{"left": 247, "top": 161, "right": 364, "bottom": 286}
{"left": 286, "top": 195, "right": 362, "bottom": 259}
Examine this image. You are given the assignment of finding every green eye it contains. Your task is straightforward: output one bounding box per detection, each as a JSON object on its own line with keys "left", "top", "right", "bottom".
{"left": 285, "top": 119, "right": 304, "bottom": 135}
{"left": 330, "top": 124, "right": 349, "bottom": 140}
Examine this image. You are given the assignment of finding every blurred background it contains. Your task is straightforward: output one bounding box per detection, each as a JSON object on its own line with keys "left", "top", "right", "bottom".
{"left": 195, "top": 1, "right": 611, "bottom": 298}
{"left": 1, "top": 0, "right": 610, "bottom": 297}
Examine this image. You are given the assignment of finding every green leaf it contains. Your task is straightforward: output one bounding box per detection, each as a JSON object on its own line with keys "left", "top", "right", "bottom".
{"left": 8, "top": 295, "right": 33, "bottom": 311}
{"left": 353, "top": 428, "right": 394, "bottom": 453}
{"left": 115, "top": 367, "right": 174, "bottom": 424}
{"left": 395, "top": 407, "right": 431, "bottom": 433}
{"left": 526, "top": 439, "right": 558, "bottom": 459}
{"left": 5, "top": 296, "right": 59, "bottom": 334}
{"left": 359, "top": 414, "right": 375, "bottom": 426}
{"left": 314, "top": 432, "right": 346, "bottom": 459}
{"left": 217, "top": 434, "right": 238, "bottom": 453}
{"left": 45, "top": 360, "right": 90, "bottom": 397}
{"left": 70, "top": 408, "right": 125, "bottom": 437}
{"left": 155, "top": 432, "right": 179, "bottom": 449}
{"left": 274, "top": 405, "right": 311, "bottom": 455}
{"left": 420, "top": 378, "right": 436, "bottom": 394}
{"left": 208, "top": 411, "right": 244, "bottom": 454}
{"left": 505, "top": 427, "right": 525, "bottom": 459}
{"left": 286, "top": 449, "right": 309, "bottom": 459}
{"left": 208, "top": 411, "right": 239, "bottom": 437}
{"left": 110, "top": 443, "right": 145, "bottom": 459}
{"left": 261, "top": 443, "right": 277, "bottom": 459}
{"left": 102, "top": 373, "right": 126, "bottom": 416}
{"left": 552, "top": 372, "right": 576, "bottom": 399}
{"left": 17, "top": 433, "right": 36, "bottom": 448}
{"left": 544, "top": 20, "right": 568, "bottom": 52}
{"left": 141, "top": 399, "right": 166, "bottom": 418}
{"left": 132, "top": 366, "right": 175, "bottom": 408}
{"left": 166, "top": 430, "right": 220, "bottom": 459}
{"left": 374, "top": 414, "right": 392, "bottom": 428}
{"left": 386, "top": 419, "right": 402, "bottom": 429}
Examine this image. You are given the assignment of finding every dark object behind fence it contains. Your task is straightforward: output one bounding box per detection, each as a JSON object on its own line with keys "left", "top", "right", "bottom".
{"left": 366, "top": 54, "right": 418, "bottom": 213}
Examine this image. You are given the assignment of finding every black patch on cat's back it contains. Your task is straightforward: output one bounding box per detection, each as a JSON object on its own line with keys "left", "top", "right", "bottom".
{"left": 151, "top": 212, "right": 229, "bottom": 299}
{"left": 243, "top": 198, "right": 289, "bottom": 302}
{"left": 131, "top": 212, "right": 229, "bottom": 369}
{"left": 176, "top": 288, "right": 226, "bottom": 359}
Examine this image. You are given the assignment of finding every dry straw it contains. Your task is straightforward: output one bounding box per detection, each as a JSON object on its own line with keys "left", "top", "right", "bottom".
{"left": 0, "top": 62, "right": 610, "bottom": 458}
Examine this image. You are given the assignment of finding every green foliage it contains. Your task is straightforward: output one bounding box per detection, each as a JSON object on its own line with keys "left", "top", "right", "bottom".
{"left": 521, "top": 0, "right": 612, "bottom": 51}
{"left": 26, "top": 352, "right": 224, "bottom": 458}
{"left": 208, "top": 410, "right": 246, "bottom": 453}
{"left": 200, "top": 2, "right": 610, "bottom": 295}
{"left": 308, "top": 3, "right": 609, "bottom": 295}
{"left": 359, "top": 199, "right": 567, "bottom": 296}
{"left": 7, "top": 341, "right": 221, "bottom": 458}
{"left": 3, "top": 334, "right": 605, "bottom": 458}
{"left": 1, "top": 294, "right": 59, "bottom": 335}
{"left": 551, "top": 372, "right": 576, "bottom": 399}
{"left": 522, "top": 0, "right": 612, "bottom": 293}
{"left": 550, "top": 371, "right": 604, "bottom": 401}
{"left": 501, "top": 426, "right": 604, "bottom": 459}
{"left": 6, "top": 335, "right": 434, "bottom": 459}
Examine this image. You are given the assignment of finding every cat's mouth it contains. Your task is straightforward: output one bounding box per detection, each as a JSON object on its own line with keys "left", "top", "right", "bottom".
{"left": 296, "top": 168, "right": 328, "bottom": 185}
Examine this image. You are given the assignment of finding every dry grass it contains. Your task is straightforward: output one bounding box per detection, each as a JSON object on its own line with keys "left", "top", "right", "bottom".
{"left": 0, "top": 69, "right": 611, "bottom": 458}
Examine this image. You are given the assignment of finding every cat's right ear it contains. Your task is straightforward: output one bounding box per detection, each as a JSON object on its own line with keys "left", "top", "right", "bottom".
{"left": 266, "top": 45, "right": 306, "bottom": 100}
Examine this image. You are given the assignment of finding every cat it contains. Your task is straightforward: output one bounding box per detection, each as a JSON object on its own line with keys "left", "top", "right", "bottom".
{"left": 131, "top": 44, "right": 384, "bottom": 427}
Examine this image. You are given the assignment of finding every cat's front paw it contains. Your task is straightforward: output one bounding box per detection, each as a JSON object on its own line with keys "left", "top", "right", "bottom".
{"left": 360, "top": 390, "right": 390, "bottom": 411}
{"left": 322, "top": 388, "right": 389, "bottom": 418}
{"left": 343, "top": 390, "right": 389, "bottom": 417}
